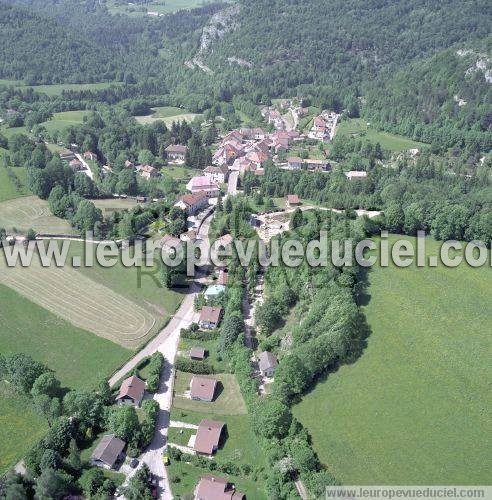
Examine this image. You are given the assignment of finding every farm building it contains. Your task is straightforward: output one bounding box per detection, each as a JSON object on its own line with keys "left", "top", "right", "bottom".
{"left": 91, "top": 435, "right": 126, "bottom": 469}
{"left": 116, "top": 375, "right": 145, "bottom": 407}
{"left": 193, "top": 419, "right": 225, "bottom": 455}
{"left": 287, "top": 157, "right": 303, "bottom": 169}
{"left": 259, "top": 351, "right": 278, "bottom": 377}
{"left": 190, "top": 376, "right": 218, "bottom": 402}
{"left": 165, "top": 144, "right": 187, "bottom": 161}
{"left": 194, "top": 475, "right": 245, "bottom": 500}
{"left": 174, "top": 192, "right": 208, "bottom": 215}
{"left": 286, "top": 194, "right": 300, "bottom": 207}
{"left": 190, "top": 347, "right": 206, "bottom": 360}
{"left": 345, "top": 170, "right": 368, "bottom": 180}
{"left": 199, "top": 306, "right": 223, "bottom": 329}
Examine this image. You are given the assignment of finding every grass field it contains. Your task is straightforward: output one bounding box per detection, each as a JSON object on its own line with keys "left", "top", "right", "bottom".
{"left": 92, "top": 197, "right": 139, "bottom": 215}
{"left": 293, "top": 235, "right": 491, "bottom": 485}
{"left": 135, "top": 106, "right": 200, "bottom": 126}
{"left": 0, "top": 195, "right": 73, "bottom": 233}
{"left": 0, "top": 167, "right": 29, "bottom": 202}
{"left": 0, "top": 382, "right": 48, "bottom": 475}
{"left": 177, "top": 337, "right": 231, "bottom": 373}
{"left": 0, "top": 79, "right": 118, "bottom": 96}
{"left": 107, "top": 0, "right": 204, "bottom": 17}
{"left": 162, "top": 166, "right": 202, "bottom": 181}
{"left": 41, "top": 110, "right": 88, "bottom": 133}
{"left": 335, "top": 118, "right": 427, "bottom": 151}
{"left": 173, "top": 371, "right": 247, "bottom": 415}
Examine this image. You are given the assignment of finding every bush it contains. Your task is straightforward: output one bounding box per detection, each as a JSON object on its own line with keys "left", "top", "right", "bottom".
{"left": 145, "top": 352, "right": 164, "bottom": 392}
{"left": 180, "top": 327, "right": 219, "bottom": 341}
{"left": 175, "top": 357, "right": 214, "bottom": 374}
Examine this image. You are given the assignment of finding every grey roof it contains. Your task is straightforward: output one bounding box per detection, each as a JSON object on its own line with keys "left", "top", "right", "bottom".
{"left": 258, "top": 351, "right": 278, "bottom": 372}
{"left": 91, "top": 434, "right": 125, "bottom": 467}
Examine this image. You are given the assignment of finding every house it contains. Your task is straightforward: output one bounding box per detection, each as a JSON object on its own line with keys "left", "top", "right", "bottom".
{"left": 286, "top": 194, "right": 300, "bottom": 207}
{"left": 204, "top": 165, "right": 229, "bottom": 184}
{"left": 187, "top": 176, "right": 220, "bottom": 197}
{"left": 232, "top": 157, "right": 254, "bottom": 175}
{"left": 180, "top": 229, "right": 199, "bottom": 242}
{"left": 190, "top": 347, "right": 206, "bottom": 361}
{"left": 165, "top": 144, "right": 187, "bottom": 161}
{"left": 259, "top": 351, "right": 278, "bottom": 377}
{"left": 287, "top": 157, "right": 303, "bottom": 169}
{"left": 83, "top": 151, "right": 98, "bottom": 161}
{"left": 213, "top": 143, "right": 240, "bottom": 166}
{"left": 69, "top": 159, "right": 84, "bottom": 171}
{"left": 160, "top": 234, "right": 182, "bottom": 253}
{"left": 194, "top": 475, "right": 245, "bottom": 500}
{"left": 305, "top": 159, "right": 330, "bottom": 171}
{"left": 240, "top": 127, "right": 266, "bottom": 140}
{"left": 91, "top": 435, "right": 126, "bottom": 469}
{"left": 59, "top": 149, "right": 76, "bottom": 161}
{"left": 175, "top": 192, "right": 209, "bottom": 215}
{"left": 124, "top": 159, "right": 134, "bottom": 168}
{"left": 246, "top": 151, "right": 269, "bottom": 169}
{"left": 217, "top": 270, "right": 228, "bottom": 286}
{"left": 222, "top": 130, "right": 243, "bottom": 143}
{"left": 193, "top": 419, "right": 225, "bottom": 455}
{"left": 136, "top": 164, "right": 159, "bottom": 179}
{"left": 198, "top": 306, "right": 223, "bottom": 329}
{"left": 345, "top": 170, "right": 367, "bottom": 180}
{"left": 116, "top": 375, "right": 145, "bottom": 407}
{"left": 136, "top": 196, "right": 147, "bottom": 203}
{"left": 204, "top": 284, "right": 226, "bottom": 302}
{"left": 254, "top": 168, "right": 265, "bottom": 176}
{"left": 190, "top": 376, "right": 218, "bottom": 402}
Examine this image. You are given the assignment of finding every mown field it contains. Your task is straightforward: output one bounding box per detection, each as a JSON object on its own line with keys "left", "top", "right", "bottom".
{"left": 135, "top": 106, "right": 200, "bottom": 126}
{"left": 41, "top": 110, "right": 88, "bottom": 133}
{"left": 293, "top": 236, "right": 491, "bottom": 485}
{"left": 0, "top": 195, "right": 73, "bottom": 233}
{"left": 107, "top": 0, "right": 204, "bottom": 17}
{"left": 0, "top": 79, "right": 118, "bottom": 96}
{"left": 336, "top": 118, "right": 427, "bottom": 151}
{"left": 0, "top": 167, "right": 29, "bottom": 202}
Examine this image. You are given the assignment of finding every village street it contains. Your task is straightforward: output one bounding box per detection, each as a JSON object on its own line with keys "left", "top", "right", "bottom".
{"left": 114, "top": 212, "right": 212, "bottom": 498}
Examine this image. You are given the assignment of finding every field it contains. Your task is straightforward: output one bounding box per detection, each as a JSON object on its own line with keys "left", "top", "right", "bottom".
{"left": 162, "top": 166, "right": 202, "bottom": 181}
{"left": 0, "top": 239, "right": 184, "bottom": 349}
{"left": 335, "top": 118, "right": 427, "bottom": 151}
{"left": 107, "top": 0, "right": 204, "bottom": 17}
{"left": 92, "top": 197, "right": 139, "bottom": 215}
{"left": 0, "top": 383, "right": 48, "bottom": 475}
{"left": 293, "top": 236, "right": 491, "bottom": 485}
{"left": 0, "top": 79, "right": 118, "bottom": 96}
{"left": 0, "top": 195, "right": 73, "bottom": 233}
{"left": 41, "top": 110, "right": 88, "bottom": 133}
{"left": 172, "top": 371, "right": 247, "bottom": 415}
{"left": 0, "top": 167, "right": 29, "bottom": 202}
{"left": 177, "top": 337, "right": 231, "bottom": 373}
{"left": 135, "top": 106, "right": 200, "bottom": 126}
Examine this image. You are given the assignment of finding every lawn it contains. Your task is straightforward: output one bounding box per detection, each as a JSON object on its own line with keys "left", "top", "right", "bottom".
{"left": 177, "top": 337, "right": 231, "bottom": 373}
{"left": 27, "top": 82, "right": 118, "bottom": 96}
{"left": 0, "top": 382, "right": 48, "bottom": 475}
{"left": 135, "top": 106, "right": 200, "bottom": 126}
{"left": 0, "top": 195, "right": 73, "bottom": 233}
{"left": 167, "top": 461, "right": 267, "bottom": 500}
{"left": 41, "top": 110, "right": 88, "bottom": 133}
{"left": 0, "top": 167, "right": 29, "bottom": 202}
{"left": 293, "top": 235, "right": 491, "bottom": 485}
{"left": 92, "top": 197, "right": 139, "bottom": 216}
{"left": 162, "top": 166, "right": 202, "bottom": 181}
{"left": 335, "top": 118, "right": 427, "bottom": 151}
{"left": 172, "top": 371, "right": 248, "bottom": 415}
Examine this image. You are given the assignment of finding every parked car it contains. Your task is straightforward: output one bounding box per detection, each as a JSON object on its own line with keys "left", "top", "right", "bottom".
{"left": 129, "top": 458, "right": 139, "bottom": 468}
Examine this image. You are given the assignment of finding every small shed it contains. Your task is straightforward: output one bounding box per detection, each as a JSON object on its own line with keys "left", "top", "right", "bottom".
{"left": 190, "top": 347, "right": 206, "bottom": 361}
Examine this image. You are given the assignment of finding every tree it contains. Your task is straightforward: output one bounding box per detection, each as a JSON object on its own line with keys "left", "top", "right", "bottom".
{"left": 79, "top": 468, "right": 105, "bottom": 498}
{"left": 97, "top": 379, "right": 113, "bottom": 405}
{"left": 33, "top": 394, "right": 61, "bottom": 427}
{"left": 0, "top": 353, "right": 49, "bottom": 393}
{"left": 31, "top": 372, "right": 60, "bottom": 398}
{"left": 116, "top": 169, "right": 138, "bottom": 195}
{"left": 40, "top": 449, "right": 62, "bottom": 471}
{"left": 125, "top": 464, "right": 152, "bottom": 500}
{"left": 253, "top": 397, "right": 292, "bottom": 439}
{"left": 71, "top": 200, "right": 103, "bottom": 233}
{"left": 66, "top": 439, "right": 82, "bottom": 473}
{"left": 107, "top": 405, "right": 140, "bottom": 443}
{"left": 218, "top": 313, "right": 244, "bottom": 352}
{"left": 384, "top": 203, "right": 405, "bottom": 233}
{"left": 290, "top": 208, "right": 303, "bottom": 229}
{"left": 255, "top": 299, "right": 282, "bottom": 336}
{"left": 74, "top": 172, "right": 97, "bottom": 198}
{"left": 34, "top": 468, "right": 72, "bottom": 500}
{"left": 63, "top": 390, "right": 105, "bottom": 431}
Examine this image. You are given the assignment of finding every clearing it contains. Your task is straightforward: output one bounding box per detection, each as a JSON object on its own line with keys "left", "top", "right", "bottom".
{"left": 172, "top": 371, "right": 248, "bottom": 415}
{"left": 107, "top": 0, "right": 203, "bottom": 17}
{"left": 293, "top": 235, "right": 491, "bottom": 484}
{"left": 335, "top": 118, "right": 427, "bottom": 151}
{"left": 41, "top": 110, "right": 88, "bottom": 134}
{"left": 135, "top": 106, "right": 200, "bottom": 126}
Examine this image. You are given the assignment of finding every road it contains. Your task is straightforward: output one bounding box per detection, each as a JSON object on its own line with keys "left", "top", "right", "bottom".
{"left": 116, "top": 211, "right": 212, "bottom": 498}
{"left": 74, "top": 153, "right": 94, "bottom": 180}
{"left": 227, "top": 170, "right": 239, "bottom": 195}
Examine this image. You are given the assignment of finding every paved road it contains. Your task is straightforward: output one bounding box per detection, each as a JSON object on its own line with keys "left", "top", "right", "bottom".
{"left": 227, "top": 170, "right": 239, "bottom": 195}
{"left": 74, "top": 153, "right": 94, "bottom": 180}
{"left": 116, "top": 211, "right": 212, "bottom": 498}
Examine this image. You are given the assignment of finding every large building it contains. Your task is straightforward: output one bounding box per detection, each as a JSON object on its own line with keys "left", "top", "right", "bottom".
{"left": 186, "top": 176, "right": 220, "bottom": 198}
{"left": 174, "top": 192, "right": 209, "bottom": 215}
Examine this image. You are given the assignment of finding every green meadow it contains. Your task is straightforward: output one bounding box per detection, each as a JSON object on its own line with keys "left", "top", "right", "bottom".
{"left": 293, "top": 235, "right": 491, "bottom": 485}
{"left": 336, "top": 118, "right": 426, "bottom": 151}
{"left": 0, "top": 167, "right": 29, "bottom": 202}
{"left": 135, "top": 106, "right": 200, "bottom": 126}
{"left": 41, "top": 110, "right": 88, "bottom": 133}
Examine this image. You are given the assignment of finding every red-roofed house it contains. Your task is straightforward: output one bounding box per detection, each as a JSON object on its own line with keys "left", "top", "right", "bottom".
{"left": 194, "top": 475, "right": 245, "bottom": 500}
{"left": 198, "top": 306, "right": 223, "bottom": 329}
{"left": 116, "top": 375, "right": 145, "bottom": 407}
{"left": 286, "top": 194, "right": 300, "bottom": 207}
{"left": 174, "top": 192, "right": 209, "bottom": 215}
